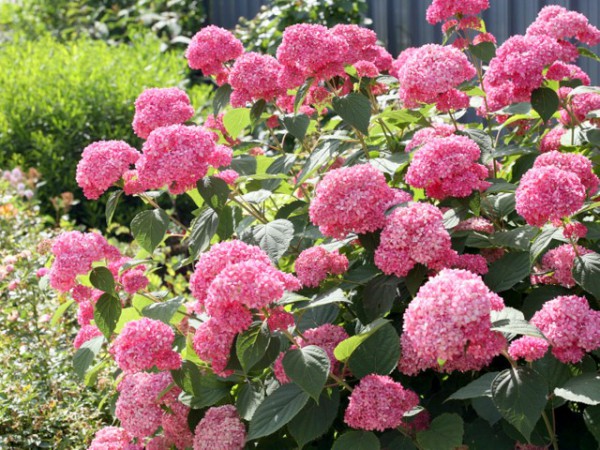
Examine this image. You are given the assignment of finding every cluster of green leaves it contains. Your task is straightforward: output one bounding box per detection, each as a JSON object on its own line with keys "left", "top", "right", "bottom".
{"left": 0, "top": 34, "right": 211, "bottom": 228}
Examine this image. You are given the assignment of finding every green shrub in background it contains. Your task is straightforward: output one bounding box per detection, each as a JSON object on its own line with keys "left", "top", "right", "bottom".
{"left": 235, "top": 0, "right": 369, "bottom": 54}
{"left": 0, "top": 34, "right": 211, "bottom": 228}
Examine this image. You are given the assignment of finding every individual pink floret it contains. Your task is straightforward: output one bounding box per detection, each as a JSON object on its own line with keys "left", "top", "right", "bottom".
{"left": 229, "top": 52, "right": 286, "bottom": 107}
{"left": 132, "top": 88, "right": 195, "bottom": 139}
{"left": 309, "top": 164, "right": 399, "bottom": 239}
{"left": 73, "top": 324, "right": 102, "bottom": 349}
{"left": 405, "top": 135, "right": 490, "bottom": 200}
{"left": 533, "top": 151, "right": 599, "bottom": 196}
{"left": 508, "top": 336, "right": 549, "bottom": 362}
{"left": 426, "top": 0, "right": 490, "bottom": 24}
{"left": 193, "top": 405, "right": 246, "bottom": 450}
{"left": 295, "top": 247, "right": 349, "bottom": 288}
{"left": 532, "top": 244, "right": 593, "bottom": 288}
{"left": 76, "top": 141, "right": 140, "bottom": 200}
{"left": 88, "top": 427, "right": 133, "bottom": 450}
{"left": 344, "top": 374, "right": 420, "bottom": 431}
{"left": 110, "top": 318, "right": 181, "bottom": 373}
{"left": 526, "top": 5, "right": 600, "bottom": 46}
{"left": 531, "top": 295, "right": 600, "bottom": 363}
{"left": 399, "top": 269, "right": 505, "bottom": 375}
{"left": 186, "top": 26, "right": 244, "bottom": 77}
{"left": 515, "top": 166, "right": 586, "bottom": 227}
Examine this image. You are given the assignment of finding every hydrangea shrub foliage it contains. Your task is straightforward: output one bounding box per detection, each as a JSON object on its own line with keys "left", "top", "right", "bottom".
{"left": 46, "top": 1, "right": 600, "bottom": 448}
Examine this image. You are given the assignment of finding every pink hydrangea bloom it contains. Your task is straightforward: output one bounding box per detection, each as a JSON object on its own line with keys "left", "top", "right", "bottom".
{"left": 295, "top": 247, "right": 349, "bottom": 287}
{"left": 405, "top": 135, "right": 490, "bottom": 200}
{"left": 190, "top": 240, "right": 272, "bottom": 308}
{"left": 76, "top": 141, "right": 140, "bottom": 200}
{"left": 73, "top": 324, "right": 102, "bottom": 349}
{"left": 77, "top": 299, "right": 94, "bottom": 326}
{"left": 436, "top": 89, "right": 470, "bottom": 112}
{"left": 88, "top": 427, "right": 133, "bottom": 450}
{"left": 426, "top": 0, "right": 489, "bottom": 24}
{"left": 273, "top": 351, "right": 290, "bottom": 384}
{"left": 186, "top": 26, "right": 244, "bottom": 77}
{"left": 405, "top": 124, "right": 456, "bottom": 152}
{"left": 546, "top": 61, "right": 591, "bottom": 85}
{"left": 110, "top": 318, "right": 181, "bottom": 373}
{"left": 399, "top": 269, "right": 506, "bottom": 375}
{"left": 473, "top": 32, "right": 497, "bottom": 45}
{"left": 300, "top": 324, "right": 349, "bottom": 371}
{"left": 531, "top": 295, "right": 600, "bottom": 363}
{"left": 344, "top": 375, "right": 420, "bottom": 431}
{"left": 515, "top": 166, "right": 586, "bottom": 227}
{"left": 375, "top": 203, "right": 456, "bottom": 277}
{"left": 563, "top": 222, "right": 588, "bottom": 240}
{"left": 193, "top": 319, "right": 237, "bottom": 376}
{"left": 36, "top": 267, "right": 49, "bottom": 278}
{"left": 136, "top": 124, "right": 231, "bottom": 194}
{"left": 453, "top": 253, "right": 489, "bottom": 275}
{"left": 526, "top": 5, "right": 600, "bottom": 46}
{"left": 146, "top": 437, "right": 172, "bottom": 450}
{"left": 353, "top": 60, "right": 379, "bottom": 78}
{"left": 71, "top": 284, "right": 93, "bottom": 303}
{"left": 534, "top": 151, "right": 599, "bottom": 196}
{"left": 267, "top": 306, "right": 295, "bottom": 332}
{"left": 249, "top": 146, "right": 265, "bottom": 156}
{"left": 229, "top": 52, "right": 286, "bottom": 107}
{"left": 540, "top": 127, "right": 566, "bottom": 153}
{"left": 391, "top": 45, "right": 475, "bottom": 108}
{"left": 193, "top": 405, "right": 246, "bottom": 450}
{"left": 532, "top": 244, "right": 593, "bottom": 288}
{"left": 215, "top": 169, "right": 239, "bottom": 186}
{"left": 49, "top": 231, "right": 120, "bottom": 292}
{"left": 121, "top": 269, "right": 149, "bottom": 294}
{"left": 132, "top": 88, "right": 195, "bottom": 139}
{"left": 162, "top": 401, "right": 194, "bottom": 450}
{"left": 560, "top": 92, "right": 600, "bottom": 126}
{"left": 508, "top": 336, "right": 549, "bottom": 362}
{"left": 455, "top": 217, "right": 495, "bottom": 234}
{"left": 122, "top": 169, "right": 144, "bottom": 195}
{"left": 115, "top": 372, "right": 175, "bottom": 439}
{"left": 276, "top": 24, "right": 349, "bottom": 82}
{"left": 309, "top": 164, "right": 399, "bottom": 239}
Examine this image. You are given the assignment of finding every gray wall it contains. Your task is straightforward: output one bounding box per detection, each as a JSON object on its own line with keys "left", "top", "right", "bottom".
{"left": 205, "top": 0, "right": 600, "bottom": 84}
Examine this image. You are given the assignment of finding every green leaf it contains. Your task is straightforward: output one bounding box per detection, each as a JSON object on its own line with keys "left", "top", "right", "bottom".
{"left": 334, "top": 318, "right": 389, "bottom": 362}
{"left": 484, "top": 252, "right": 530, "bottom": 292}
{"left": 531, "top": 87, "right": 559, "bottom": 122}
{"left": 197, "top": 176, "right": 230, "bottom": 212}
{"left": 89, "top": 266, "right": 115, "bottom": 294}
{"left": 237, "top": 381, "right": 265, "bottom": 421}
{"left": 105, "top": 189, "right": 122, "bottom": 226}
{"left": 187, "top": 208, "right": 219, "bottom": 259}
{"left": 578, "top": 47, "right": 600, "bottom": 63}
{"left": 283, "top": 114, "right": 310, "bottom": 140}
{"left": 532, "top": 353, "right": 571, "bottom": 391}
{"left": 131, "top": 209, "right": 169, "bottom": 254}
{"left": 213, "top": 83, "right": 232, "bottom": 116}
{"left": 296, "top": 304, "right": 339, "bottom": 332}
{"left": 491, "top": 226, "right": 537, "bottom": 251}
{"left": 247, "top": 383, "right": 310, "bottom": 440}
{"left": 469, "top": 41, "right": 496, "bottom": 62}
{"left": 332, "top": 431, "right": 380, "bottom": 450}
{"left": 93, "top": 293, "right": 122, "bottom": 339}
{"left": 554, "top": 373, "right": 600, "bottom": 405}
{"left": 142, "top": 296, "right": 185, "bottom": 324}
{"left": 491, "top": 367, "right": 548, "bottom": 441}
{"left": 332, "top": 93, "right": 372, "bottom": 134}
{"left": 236, "top": 323, "right": 271, "bottom": 373}
{"left": 573, "top": 253, "right": 600, "bottom": 301}
{"left": 251, "top": 219, "right": 294, "bottom": 262}
{"left": 530, "top": 226, "right": 559, "bottom": 263}
{"left": 448, "top": 372, "right": 500, "bottom": 401}
{"left": 362, "top": 275, "right": 399, "bottom": 322}
{"left": 288, "top": 388, "right": 340, "bottom": 448}
{"left": 223, "top": 107, "right": 250, "bottom": 138}
{"left": 283, "top": 345, "right": 330, "bottom": 401}
{"left": 302, "top": 288, "right": 351, "bottom": 310}
{"left": 348, "top": 323, "right": 400, "bottom": 378}
{"left": 50, "top": 299, "right": 74, "bottom": 326}
{"left": 586, "top": 129, "right": 600, "bottom": 146}
{"left": 296, "top": 139, "right": 341, "bottom": 185}
{"left": 584, "top": 405, "right": 600, "bottom": 445}
{"left": 416, "top": 413, "right": 464, "bottom": 450}
{"left": 171, "top": 361, "right": 229, "bottom": 408}
{"left": 491, "top": 318, "right": 545, "bottom": 339}
{"left": 73, "top": 335, "right": 104, "bottom": 379}
{"left": 250, "top": 99, "right": 267, "bottom": 124}
{"left": 294, "top": 78, "right": 314, "bottom": 113}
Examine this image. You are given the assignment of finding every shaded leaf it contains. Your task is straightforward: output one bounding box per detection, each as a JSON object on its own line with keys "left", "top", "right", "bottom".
{"left": 131, "top": 209, "right": 169, "bottom": 254}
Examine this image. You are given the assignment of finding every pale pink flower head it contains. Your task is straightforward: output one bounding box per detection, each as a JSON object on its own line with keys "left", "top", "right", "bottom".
{"left": 146, "top": 437, "right": 172, "bottom": 450}
{"left": 88, "top": 426, "right": 133, "bottom": 450}
{"left": 515, "top": 166, "right": 586, "bottom": 227}
{"left": 309, "top": 164, "right": 399, "bottom": 239}
{"left": 76, "top": 141, "right": 140, "bottom": 200}
{"left": 49, "top": 231, "right": 120, "bottom": 292}
{"left": 531, "top": 295, "right": 600, "bottom": 363}
{"left": 508, "top": 336, "right": 549, "bottom": 362}
{"left": 229, "top": 52, "right": 286, "bottom": 107}
{"left": 136, "top": 124, "right": 230, "bottom": 195}
{"left": 563, "top": 222, "right": 588, "bottom": 240}
{"left": 375, "top": 202, "right": 456, "bottom": 277}
{"left": 454, "top": 217, "right": 494, "bottom": 234}
{"left": 77, "top": 299, "right": 94, "bottom": 326}
{"left": 426, "top": 0, "right": 489, "bottom": 24}
{"left": 405, "top": 124, "right": 456, "bottom": 152}
{"left": 121, "top": 268, "right": 149, "bottom": 295}
{"left": 353, "top": 60, "right": 379, "bottom": 78}
{"left": 526, "top": 5, "right": 600, "bottom": 46}
{"left": 546, "top": 61, "right": 591, "bottom": 86}
{"left": 295, "top": 247, "right": 349, "bottom": 287}
{"left": 405, "top": 135, "right": 490, "bottom": 200}
{"left": 122, "top": 169, "right": 144, "bottom": 195}
{"left": 110, "top": 317, "right": 181, "bottom": 373}
{"left": 540, "top": 127, "right": 567, "bottom": 153}
{"left": 73, "top": 324, "right": 102, "bottom": 349}
{"left": 344, "top": 374, "right": 420, "bottom": 431}
{"left": 186, "top": 26, "right": 244, "bottom": 77}
{"left": 400, "top": 269, "right": 505, "bottom": 375}
{"left": 215, "top": 169, "right": 239, "bottom": 186}
{"left": 533, "top": 244, "right": 593, "bottom": 288}
{"left": 533, "top": 151, "right": 599, "bottom": 196}
{"left": 391, "top": 45, "right": 476, "bottom": 108}
{"left": 132, "top": 87, "right": 195, "bottom": 139}
{"left": 193, "top": 405, "right": 246, "bottom": 450}
{"left": 192, "top": 318, "right": 237, "bottom": 376}
{"left": 36, "top": 267, "right": 49, "bottom": 278}
{"left": 162, "top": 400, "right": 194, "bottom": 450}
{"left": 453, "top": 253, "right": 489, "bottom": 275}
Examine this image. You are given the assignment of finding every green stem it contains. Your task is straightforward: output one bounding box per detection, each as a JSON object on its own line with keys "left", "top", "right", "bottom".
{"left": 542, "top": 410, "right": 559, "bottom": 450}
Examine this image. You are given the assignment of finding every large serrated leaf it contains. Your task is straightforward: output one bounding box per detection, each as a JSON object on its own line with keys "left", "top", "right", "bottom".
{"left": 131, "top": 209, "right": 169, "bottom": 254}
{"left": 416, "top": 414, "right": 464, "bottom": 450}
{"left": 251, "top": 219, "right": 294, "bottom": 262}
{"left": 484, "top": 252, "right": 530, "bottom": 292}
{"left": 332, "top": 93, "right": 372, "bottom": 134}
{"left": 555, "top": 373, "right": 600, "bottom": 405}
{"left": 531, "top": 87, "right": 559, "bottom": 122}
{"left": 93, "top": 293, "right": 122, "bottom": 339}
{"left": 573, "top": 253, "right": 600, "bottom": 301}
{"left": 288, "top": 388, "right": 340, "bottom": 448}
{"left": 186, "top": 208, "right": 219, "bottom": 259}
{"left": 448, "top": 372, "right": 500, "bottom": 400}
{"left": 73, "top": 335, "right": 104, "bottom": 379}
{"left": 283, "top": 345, "right": 330, "bottom": 401}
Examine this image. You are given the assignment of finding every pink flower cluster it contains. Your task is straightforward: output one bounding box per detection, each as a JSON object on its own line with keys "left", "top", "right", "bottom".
{"left": 309, "top": 164, "right": 408, "bottom": 239}
{"left": 76, "top": 141, "right": 140, "bottom": 200}
{"left": 73, "top": 324, "right": 102, "bottom": 349}
{"left": 132, "top": 88, "right": 195, "bottom": 139}
{"left": 110, "top": 317, "right": 181, "bottom": 373}
{"left": 400, "top": 269, "right": 506, "bottom": 375}
{"left": 375, "top": 202, "right": 456, "bottom": 277}
{"left": 295, "top": 246, "right": 349, "bottom": 287}
{"left": 540, "top": 127, "right": 567, "bottom": 153}
{"left": 186, "top": 26, "right": 244, "bottom": 80}
{"left": 426, "top": 0, "right": 490, "bottom": 24}
{"left": 532, "top": 244, "right": 593, "bottom": 288}
{"left": 405, "top": 124, "right": 455, "bottom": 152}
{"left": 546, "top": 61, "right": 591, "bottom": 86}
{"left": 530, "top": 295, "right": 600, "bottom": 363}
{"left": 508, "top": 336, "right": 549, "bottom": 362}
{"left": 229, "top": 52, "right": 285, "bottom": 107}
{"left": 88, "top": 427, "right": 136, "bottom": 450}
{"left": 526, "top": 5, "right": 600, "bottom": 46}
{"left": 344, "top": 375, "right": 419, "bottom": 431}
{"left": 391, "top": 45, "right": 475, "bottom": 110}
{"left": 560, "top": 92, "right": 600, "bottom": 126}
{"left": 49, "top": 231, "right": 120, "bottom": 292}
{"left": 405, "top": 135, "right": 490, "bottom": 200}
{"left": 534, "top": 151, "right": 599, "bottom": 195}
{"left": 193, "top": 405, "right": 246, "bottom": 450}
